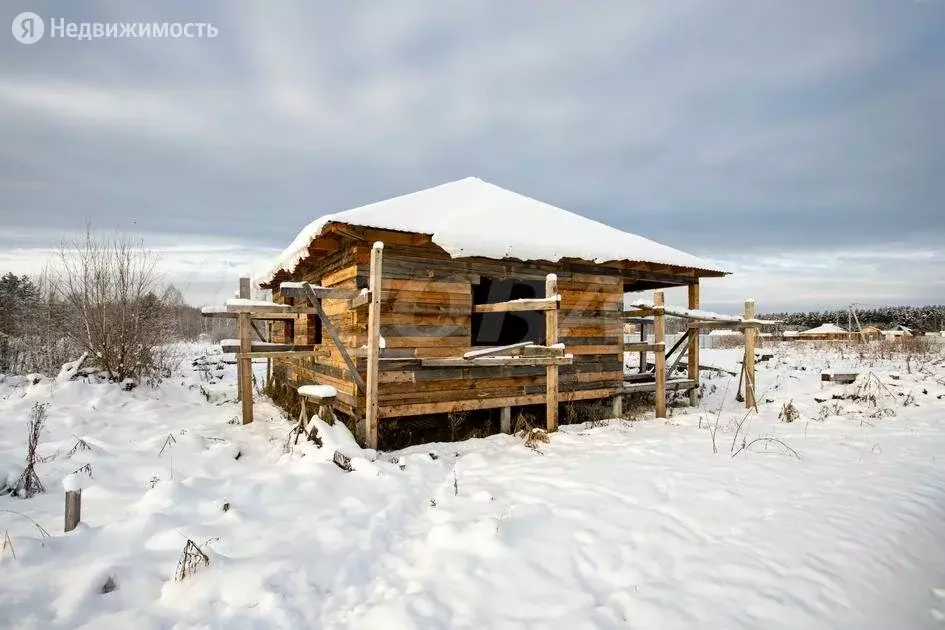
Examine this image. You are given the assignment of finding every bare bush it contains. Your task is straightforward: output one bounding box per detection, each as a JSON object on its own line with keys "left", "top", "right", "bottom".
{"left": 778, "top": 400, "right": 799, "bottom": 423}
{"left": 174, "top": 538, "right": 214, "bottom": 582}
{"left": 50, "top": 229, "right": 179, "bottom": 382}
{"left": 6, "top": 403, "right": 48, "bottom": 499}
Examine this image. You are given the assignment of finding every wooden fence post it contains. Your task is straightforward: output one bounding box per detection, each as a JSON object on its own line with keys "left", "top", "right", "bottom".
{"left": 237, "top": 278, "right": 250, "bottom": 402}
{"left": 744, "top": 298, "right": 756, "bottom": 409}
{"left": 688, "top": 282, "right": 701, "bottom": 406}
{"left": 238, "top": 277, "right": 253, "bottom": 424}
{"left": 545, "top": 274, "right": 559, "bottom": 432}
{"left": 654, "top": 290, "right": 666, "bottom": 419}
{"left": 64, "top": 490, "right": 81, "bottom": 532}
{"left": 365, "top": 242, "right": 383, "bottom": 449}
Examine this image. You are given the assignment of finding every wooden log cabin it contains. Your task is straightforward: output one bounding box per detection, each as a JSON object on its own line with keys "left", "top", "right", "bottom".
{"left": 257, "top": 177, "right": 727, "bottom": 447}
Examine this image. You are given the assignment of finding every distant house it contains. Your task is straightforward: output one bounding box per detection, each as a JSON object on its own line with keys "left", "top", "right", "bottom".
{"left": 882, "top": 325, "right": 914, "bottom": 341}
{"left": 860, "top": 326, "right": 883, "bottom": 342}
{"left": 795, "top": 323, "right": 853, "bottom": 341}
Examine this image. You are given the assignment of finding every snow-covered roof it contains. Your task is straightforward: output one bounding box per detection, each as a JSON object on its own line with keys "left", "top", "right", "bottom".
{"left": 258, "top": 177, "right": 726, "bottom": 285}
{"left": 798, "top": 323, "right": 848, "bottom": 335}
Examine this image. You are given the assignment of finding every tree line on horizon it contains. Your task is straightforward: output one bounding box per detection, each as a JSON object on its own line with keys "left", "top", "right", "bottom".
{"left": 758, "top": 305, "right": 945, "bottom": 333}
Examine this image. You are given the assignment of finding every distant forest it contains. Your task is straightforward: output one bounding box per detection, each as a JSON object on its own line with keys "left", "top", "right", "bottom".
{"left": 758, "top": 305, "right": 945, "bottom": 333}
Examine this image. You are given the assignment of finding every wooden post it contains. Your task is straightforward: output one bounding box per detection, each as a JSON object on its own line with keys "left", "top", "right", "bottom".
{"left": 64, "top": 490, "right": 81, "bottom": 532}
{"left": 365, "top": 242, "right": 383, "bottom": 449}
{"left": 236, "top": 279, "right": 249, "bottom": 401}
{"left": 545, "top": 273, "right": 559, "bottom": 432}
{"left": 500, "top": 407, "right": 511, "bottom": 434}
{"left": 638, "top": 320, "right": 647, "bottom": 373}
{"left": 688, "top": 282, "right": 701, "bottom": 406}
{"left": 611, "top": 395, "right": 622, "bottom": 419}
{"left": 654, "top": 290, "right": 666, "bottom": 419}
{"left": 744, "top": 298, "right": 756, "bottom": 409}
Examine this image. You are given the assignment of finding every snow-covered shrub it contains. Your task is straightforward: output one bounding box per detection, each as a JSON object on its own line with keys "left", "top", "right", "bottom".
{"left": 5, "top": 403, "right": 49, "bottom": 499}
{"left": 778, "top": 400, "right": 799, "bottom": 423}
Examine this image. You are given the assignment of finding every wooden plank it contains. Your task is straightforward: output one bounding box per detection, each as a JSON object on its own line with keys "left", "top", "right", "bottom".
{"left": 653, "top": 291, "right": 666, "bottom": 419}
{"left": 500, "top": 407, "right": 512, "bottom": 434}
{"left": 546, "top": 274, "right": 559, "bottom": 432}
{"left": 280, "top": 284, "right": 362, "bottom": 300}
{"left": 521, "top": 344, "right": 566, "bottom": 357}
{"left": 688, "top": 282, "right": 701, "bottom": 406}
{"left": 463, "top": 341, "right": 532, "bottom": 359}
{"left": 473, "top": 297, "right": 558, "bottom": 313}
{"left": 419, "top": 356, "right": 573, "bottom": 368}
{"left": 348, "top": 290, "right": 371, "bottom": 309}
{"left": 365, "top": 242, "right": 383, "bottom": 450}
{"left": 301, "top": 284, "right": 367, "bottom": 391}
{"left": 236, "top": 350, "right": 330, "bottom": 359}
{"left": 226, "top": 304, "right": 320, "bottom": 315}
{"left": 378, "top": 387, "right": 616, "bottom": 419}
{"left": 620, "top": 378, "right": 697, "bottom": 394}
{"left": 744, "top": 298, "right": 756, "bottom": 409}
{"left": 222, "top": 342, "right": 317, "bottom": 353}
{"left": 665, "top": 330, "right": 690, "bottom": 377}
{"left": 624, "top": 342, "right": 663, "bottom": 352}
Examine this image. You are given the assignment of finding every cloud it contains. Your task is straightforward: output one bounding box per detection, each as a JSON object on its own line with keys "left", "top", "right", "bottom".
{"left": 1, "top": 0, "right": 943, "bottom": 308}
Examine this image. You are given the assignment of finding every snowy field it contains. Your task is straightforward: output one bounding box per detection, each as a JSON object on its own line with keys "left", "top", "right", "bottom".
{"left": 2, "top": 342, "right": 945, "bottom": 629}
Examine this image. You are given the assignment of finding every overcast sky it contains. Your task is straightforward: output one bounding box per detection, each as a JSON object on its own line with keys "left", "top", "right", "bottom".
{"left": 2, "top": 1, "right": 944, "bottom": 313}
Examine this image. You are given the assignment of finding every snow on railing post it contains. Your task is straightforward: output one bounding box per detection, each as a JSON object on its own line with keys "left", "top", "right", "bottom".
{"left": 63, "top": 474, "right": 82, "bottom": 532}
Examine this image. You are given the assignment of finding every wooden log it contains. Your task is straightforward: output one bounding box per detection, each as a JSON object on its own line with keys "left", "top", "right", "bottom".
{"left": 226, "top": 304, "right": 321, "bottom": 315}
{"left": 744, "top": 298, "right": 756, "bottom": 409}
{"left": 521, "top": 344, "right": 566, "bottom": 357}
{"left": 64, "top": 489, "right": 81, "bottom": 532}
{"left": 546, "top": 274, "right": 559, "bottom": 432}
{"left": 688, "top": 282, "right": 701, "bottom": 407}
{"left": 365, "top": 242, "right": 383, "bottom": 450}
{"left": 280, "top": 283, "right": 362, "bottom": 300}
{"left": 473, "top": 297, "right": 559, "bottom": 313}
{"left": 654, "top": 291, "right": 666, "bottom": 419}
{"left": 500, "top": 407, "right": 512, "bottom": 434}
{"left": 237, "top": 278, "right": 250, "bottom": 403}
{"left": 222, "top": 342, "right": 317, "bottom": 353}
{"left": 611, "top": 395, "right": 622, "bottom": 419}
{"left": 236, "top": 350, "right": 330, "bottom": 359}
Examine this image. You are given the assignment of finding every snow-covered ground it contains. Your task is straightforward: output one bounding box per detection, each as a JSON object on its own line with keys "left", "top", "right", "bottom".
{"left": 2, "top": 342, "right": 945, "bottom": 629}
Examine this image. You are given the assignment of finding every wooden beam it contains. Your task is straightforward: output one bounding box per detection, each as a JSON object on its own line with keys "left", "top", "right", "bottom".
{"left": 639, "top": 320, "right": 647, "bottom": 373}
{"left": 236, "top": 350, "right": 330, "bottom": 359}
{"left": 226, "top": 304, "right": 320, "bottom": 315}
{"left": 744, "top": 298, "right": 756, "bottom": 409}
{"left": 301, "top": 283, "right": 367, "bottom": 392}
{"left": 238, "top": 312, "right": 253, "bottom": 424}
{"left": 654, "top": 290, "right": 666, "bottom": 419}
{"left": 473, "top": 297, "right": 559, "bottom": 313}
{"left": 688, "top": 282, "right": 700, "bottom": 406}
{"left": 624, "top": 342, "right": 663, "bottom": 352}
{"left": 545, "top": 274, "right": 559, "bottom": 432}
{"left": 279, "top": 283, "right": 361, "bottom": 301}
{"left": 378, "top": 387, "right": 616, "bottom": 419}
{"left": 202, "top": 310, "right": 300, "bottom": 321}
{"left": 521, "top": 344, "right": 566, "bottom": 357}
{"left": 621, "top": 378, "right": 697, "bottom": 394}
{"left": 365, "top": 242, "right": 383, "bottom": 450}
{"left": 665, "top": 330, "right": 691, "bottom": 377}
{"left": 500, "top": 407, "right": 512, "bottom": 434}
{"left": 463, "top": 341, "right": 533, "bottom": 359}
{"left": 349, "top": 290, "right": 371, "bottom": 309}
{"left": 250, "top": 320, "right": 268, "bottom": 342}
{"left": 419, "top": 356, "right": 573, "bottom": 368}
{"left": 222, "top": 342, "right": 317, "bottom": 353}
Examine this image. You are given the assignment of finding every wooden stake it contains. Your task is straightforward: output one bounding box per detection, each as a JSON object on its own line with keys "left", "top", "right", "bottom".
{"left": 638, "top": 320, "right": 647, "bottom": 373}
{"left": 500, "top": 407, "right": 511, "bottom": 434}
{"left": 654, "top": 290, "right": 666, "bottom": 419}
{"left": 365, "top": 242, "right": 384, "bottom": 449}
{"left": 744, "top": 298, "right": 756, "bottom": 409}
{"left": 545, "top": 273, "right": 559, "bottom": 432}
{"left": 688, "top": 282, "right": 700, "bottom": 406}
{"left": 64, "top": 489, "right": 81, "bottom": 532}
